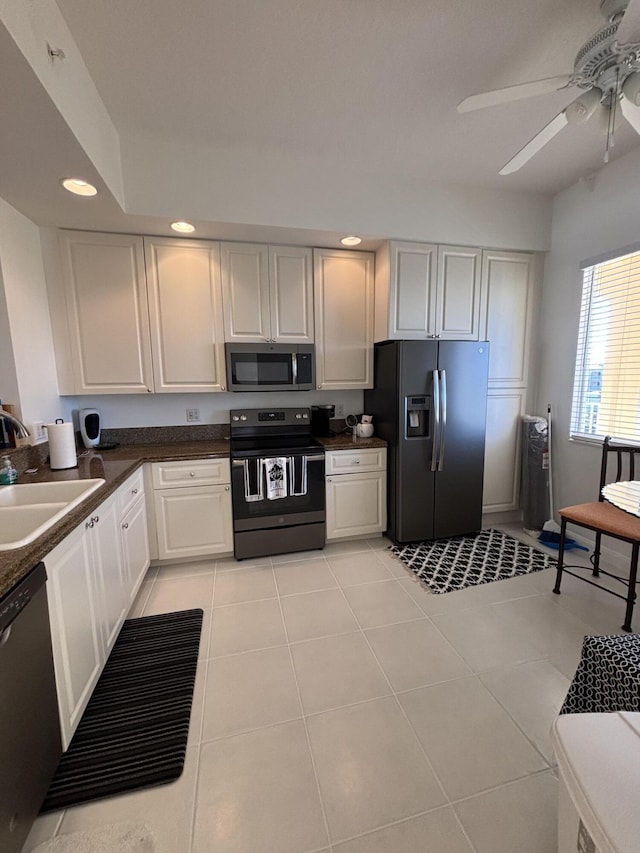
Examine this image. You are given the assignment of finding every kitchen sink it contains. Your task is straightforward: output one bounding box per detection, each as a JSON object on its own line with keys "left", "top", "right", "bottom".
{"left": 0, "top": 478, "right": 105, "bottom": 550}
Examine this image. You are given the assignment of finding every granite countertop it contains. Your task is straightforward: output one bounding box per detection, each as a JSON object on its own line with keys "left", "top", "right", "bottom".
{"left": 0, "top": 439, "right": 230, "bottom": 600}
{"left": 0, "top": 433, "right": 386, "bottom": 599}
{"left": 315, "top": 433, "right": 387, "bottom": 451}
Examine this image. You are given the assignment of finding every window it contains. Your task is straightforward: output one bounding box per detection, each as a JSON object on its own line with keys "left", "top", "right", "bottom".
{"left": 571, "top": 247, "right": 640, "bottom": 442}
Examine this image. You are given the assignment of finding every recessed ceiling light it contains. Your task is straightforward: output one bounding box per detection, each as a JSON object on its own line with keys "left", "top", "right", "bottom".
{"left": 61, "top": 178, "right": 98, "bottom": 197}
{"left": 171, "top": 221, "right": 195, "bottom": 233}
{"left": 340, "top": 235, "right": 362, "bottom": 246}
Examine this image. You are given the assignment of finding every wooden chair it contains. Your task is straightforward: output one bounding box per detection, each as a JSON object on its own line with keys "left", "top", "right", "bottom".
{"left": 553, "top": 436, "right": 640, "bottom": 632}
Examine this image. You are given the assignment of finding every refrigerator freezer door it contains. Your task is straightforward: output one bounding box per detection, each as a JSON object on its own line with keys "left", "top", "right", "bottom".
{"left": 433, "top": 341, "right": 489, "bottom": 539}
{"left": 396, "top": 341, "right": 438, "bottom": 541}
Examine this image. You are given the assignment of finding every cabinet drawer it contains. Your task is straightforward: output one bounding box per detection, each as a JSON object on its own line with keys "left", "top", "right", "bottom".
{"left": 325, "top": 448, "right": 386, "bottom": 475}
{"left": 151, "top": 457, "right": 230, "bottom": 488}
{"left": 116, "top": 467, "right": 145, "bottom": 518}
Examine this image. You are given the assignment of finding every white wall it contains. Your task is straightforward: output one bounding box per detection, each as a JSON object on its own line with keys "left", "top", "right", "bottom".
{"left": 0, "top": 261, "right": 20, "bottom": 409}
{"left": 123, "top": 134, "right": 553, "bottom": 252}
{"left": 0, "top": 0, "right": 123, "bottom": 206}
{"left": 60, "top": 389, "right": 364, "bottom": 430}
{"left": 537, "top": 145, "right": 640, "bottom": 515}
{"left": 0, "top": 197, "right": 61, "bottom": 426}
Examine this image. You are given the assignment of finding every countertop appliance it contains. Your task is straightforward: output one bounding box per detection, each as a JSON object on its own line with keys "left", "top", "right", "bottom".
{"left": 364, "top": 340, "right": 489, "bottom": 543}
{"left": 311, "top": 404, "right": 335, "bottom": 437}
{"left": 230, "top": 408, "right": 326, "bottom": 559}
{"left": 225, "top": 343, "right": 314, "bottom": 392}
{"left": 0, "top": 563, "right": 62, "bottom": 853}
{"left": 79, "top": 408, "right": 101, "bottom": 449}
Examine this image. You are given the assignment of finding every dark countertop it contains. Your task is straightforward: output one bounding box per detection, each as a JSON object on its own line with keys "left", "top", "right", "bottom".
{"left": 315, "top": 434, "right": 387, "bottom": 451}
{"left": 0, "top": 434, "right": 386, "bottom": 599}
{"left": 0, "top": 439, "right": 230, "bottom": 600}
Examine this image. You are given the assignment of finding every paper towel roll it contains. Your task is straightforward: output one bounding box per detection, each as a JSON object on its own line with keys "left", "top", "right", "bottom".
{"left": 46, "top": 420, "right": 78, "bottom": 470}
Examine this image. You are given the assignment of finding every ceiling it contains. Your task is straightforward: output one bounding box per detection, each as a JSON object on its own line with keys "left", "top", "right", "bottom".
{"left": 2, "top": 0, "right": 640, "bottom": 243}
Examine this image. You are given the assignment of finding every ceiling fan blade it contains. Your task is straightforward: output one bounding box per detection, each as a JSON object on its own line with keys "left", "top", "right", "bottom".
{"left": 457, "top": 75, "right": 573, "bottom": 113}
{"left": 616, "top": 0, "right": 640, "bottom": 45}
{"left": 499, "top": 111, "right": 569, "bottom": 175}
{"left": 621, "top": 94, "right": 640, "bottom": 135}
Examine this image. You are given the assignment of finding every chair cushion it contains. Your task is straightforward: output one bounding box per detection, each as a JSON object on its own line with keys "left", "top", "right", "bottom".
{"left": 560, "top": 501, "right": 640, "bottom": 541}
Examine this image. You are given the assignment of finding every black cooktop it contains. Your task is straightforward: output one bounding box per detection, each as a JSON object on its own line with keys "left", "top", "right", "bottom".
{"left": 230, "top": 434, "right": 323, "bottom": 458}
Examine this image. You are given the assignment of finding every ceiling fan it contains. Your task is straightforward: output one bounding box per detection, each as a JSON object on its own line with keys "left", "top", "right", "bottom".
{"left": 457, "top": 0, "right": 640, "bottom": 174}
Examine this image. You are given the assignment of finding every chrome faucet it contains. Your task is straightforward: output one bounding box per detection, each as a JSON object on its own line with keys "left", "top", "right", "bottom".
{"left": 0, "top": 407, "right": 30, "bottom": 439}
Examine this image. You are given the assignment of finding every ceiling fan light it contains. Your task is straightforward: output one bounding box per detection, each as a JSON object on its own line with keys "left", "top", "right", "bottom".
{"left": 564, "top": 88, "right": 602, "bottom": 124}
{"left": 622, "top": 71, "right": 640, "bottom": 106}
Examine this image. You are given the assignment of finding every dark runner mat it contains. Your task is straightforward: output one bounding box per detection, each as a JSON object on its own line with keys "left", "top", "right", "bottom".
{"left": 41, "top": 608, "right": 203, "bottom": 812}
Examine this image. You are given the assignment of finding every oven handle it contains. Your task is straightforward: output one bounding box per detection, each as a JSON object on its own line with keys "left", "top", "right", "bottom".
{"left": 242, "top": 458, "right": 264, "bottom": 502}
{"left": 288, "top": 455, "right": 308, "bottom": 496}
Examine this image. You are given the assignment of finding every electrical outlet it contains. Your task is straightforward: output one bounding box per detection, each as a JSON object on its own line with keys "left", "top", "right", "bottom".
{"left": 186, "top": 408, "right": 200, "bottom": 423}
{"left": 29, "top": 421, "right": 47, "bottom": 444}
{"left": 335, "top": 403, "right": 344, "bottom": 418}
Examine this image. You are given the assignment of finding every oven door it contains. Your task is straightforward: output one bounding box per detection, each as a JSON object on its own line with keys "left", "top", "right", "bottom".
{"left": 231, "top": 450, "right": 325, "bottom": 532}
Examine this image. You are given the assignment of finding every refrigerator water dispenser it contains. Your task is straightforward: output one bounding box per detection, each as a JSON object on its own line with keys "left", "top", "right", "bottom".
{"left": 405, "top": 396, "right": 429, "bottom": 438}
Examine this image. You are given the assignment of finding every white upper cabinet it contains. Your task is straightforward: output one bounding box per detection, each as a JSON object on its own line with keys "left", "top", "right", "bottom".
{"left": 144, "top": 237, "right": 226, "bottom": 392}
{"left": 435, "top": 245, "right": 482, "bottom": 340}
{"left": 375, "top": 241, "right": 436, "bottom": 340}
{"left": 221, "top": 243, "right": 313, "bottom": 343}
{"left": 479, "top": 250, "right": 537, "bottom": 387}
{"left": 58, "top": 231, "right": 154, "bottom": 394}
{"left": 314, "top": 248, "right": 374, "bottom": 390}
{"left": 374, "top": 241, "right": 482, "bottom": 341}
{"left": 268, "top": 246, "right": 314, "bottom": 341}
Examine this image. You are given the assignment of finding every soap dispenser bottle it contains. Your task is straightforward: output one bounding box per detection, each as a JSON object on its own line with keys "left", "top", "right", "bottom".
{"left": 0, "top": 455, "right": 17, "bottom": 485}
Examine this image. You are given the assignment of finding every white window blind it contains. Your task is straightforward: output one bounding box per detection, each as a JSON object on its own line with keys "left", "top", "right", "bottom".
{"left": 570, "top": 248, "right": 640, "bottom": 442}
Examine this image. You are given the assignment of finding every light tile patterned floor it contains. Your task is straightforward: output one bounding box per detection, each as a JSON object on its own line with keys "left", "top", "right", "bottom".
{"left": 24, "top": 526, "right": 628, "bottom": 852}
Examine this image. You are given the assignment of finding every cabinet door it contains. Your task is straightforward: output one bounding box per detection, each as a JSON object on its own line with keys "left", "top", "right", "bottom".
{"left": 480, "top": 251, "right": 535, "bottom": 387}
{"left": 120, "top": 496, "right": 150, "bottom": 603}
{"left": 326, "top": 471, "right": 387, "bottom": 540}
{"left": 90, "top": 494, "right": 127, "bottom": 657}
{"left": 268, "top": 246, "right": 314, "bottom": 342}
{"left": 314, "top": 249, "right": 374, "bottom": 390}
{"left": 483, "top": 389, "right": 527, "bottom": 513}
{"left": 375, "top": 242, "right": 437, "bottom": 340}
{"left": 436, "top": 246, "right": 482, "bottom": 340}
{"left": 46, "top": 524, "right": 103, "bottom": 749}
{"left": 154, "top": 484, "right": 233, "bottom": 559}
{"left": 58, "top": 230, "right": 154, "bottom": 393}
{"left": 220, "top": 243, "right": 271, "bottom": 341}
{"left": 145, "top": 237, "right": 226, "bottom": 392}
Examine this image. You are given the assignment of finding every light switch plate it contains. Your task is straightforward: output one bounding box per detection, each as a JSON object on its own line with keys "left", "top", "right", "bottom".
{"left": 186, "top": 408, "right": 200, "bottom": 423}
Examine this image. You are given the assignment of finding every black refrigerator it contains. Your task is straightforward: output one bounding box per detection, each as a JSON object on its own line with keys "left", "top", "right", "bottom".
{"left": 364, "top": 340, "right": 489, "bottom": 543}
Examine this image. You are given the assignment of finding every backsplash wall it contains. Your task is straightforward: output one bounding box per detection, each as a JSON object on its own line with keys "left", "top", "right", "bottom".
{"left": 59, "top": 390, "right": 364, "bottom": 429}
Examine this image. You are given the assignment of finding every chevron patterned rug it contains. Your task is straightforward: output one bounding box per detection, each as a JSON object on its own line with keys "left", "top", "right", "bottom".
{"left": 389, "top": 528, "right": 554, "bottom": 594}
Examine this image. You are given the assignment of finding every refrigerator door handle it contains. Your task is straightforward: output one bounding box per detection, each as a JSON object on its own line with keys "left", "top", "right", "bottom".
{"left": 438, "top": 369, "right": 447, "bottom": 471}
{"left": 431, "top": 369, "right": 440, "bottom": 472}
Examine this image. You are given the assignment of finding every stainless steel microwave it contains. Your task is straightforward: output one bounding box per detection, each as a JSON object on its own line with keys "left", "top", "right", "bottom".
{"left": 225, "top": 343, "right": 315, "bottom": 392}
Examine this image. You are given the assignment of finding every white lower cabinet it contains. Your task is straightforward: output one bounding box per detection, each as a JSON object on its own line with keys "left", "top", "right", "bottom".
{"left": 117, "top": 471, "right": 150, "bottom": 599}
{"left": 91, "top": 494, "right": 127, "bottom": 658}
{"left": 151, "top": 459, "right": 233, "bottom": 560}
{"left": 483, "top": 389, "right": 527, "bottom": 513}
{"left": 46, "top": 496, "right": 121, "bottom": 749}
{"left": 46, "top": 468, "right": 151, "bottom": 749}
{"left": 325, "top": 448, "right": 387, "bottom": 540}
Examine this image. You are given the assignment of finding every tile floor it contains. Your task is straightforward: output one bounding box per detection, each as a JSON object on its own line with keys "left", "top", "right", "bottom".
{"left": 24, "top": 526, "right": 630, "bottom": 853}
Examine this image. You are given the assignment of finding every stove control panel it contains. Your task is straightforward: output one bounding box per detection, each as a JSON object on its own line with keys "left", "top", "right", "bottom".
{"left": 230, "top": 408, "right": 311, "bottom": 430}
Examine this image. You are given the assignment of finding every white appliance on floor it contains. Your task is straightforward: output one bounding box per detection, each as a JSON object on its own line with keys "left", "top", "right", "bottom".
{"left": 552, "top": 712, "right": 640, "bottom": 852}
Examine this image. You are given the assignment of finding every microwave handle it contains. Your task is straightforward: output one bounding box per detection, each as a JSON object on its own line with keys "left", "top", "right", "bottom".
{"left": 291, "top": 353, "right": 298, "bottom": 384}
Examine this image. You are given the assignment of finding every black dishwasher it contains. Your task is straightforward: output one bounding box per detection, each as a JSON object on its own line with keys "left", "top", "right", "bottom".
{"left": 0, "top": 563, "right": 62, "bottom": 853}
